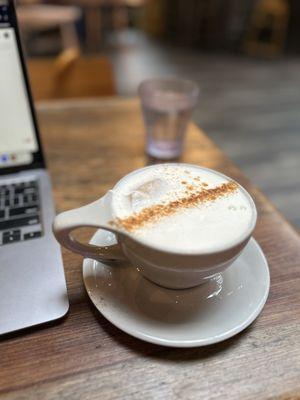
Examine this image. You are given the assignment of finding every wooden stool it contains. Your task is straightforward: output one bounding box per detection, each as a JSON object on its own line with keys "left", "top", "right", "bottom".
{"left": 244, "top": 0, "right": 289, "bottom": 57}
{"left": 17, "top": 4, "right": 81, "bottom": 51}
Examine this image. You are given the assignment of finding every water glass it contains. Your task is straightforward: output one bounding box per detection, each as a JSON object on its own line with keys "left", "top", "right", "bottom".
{"left": 138, "top": 78, "right": 199, "bottom": 159}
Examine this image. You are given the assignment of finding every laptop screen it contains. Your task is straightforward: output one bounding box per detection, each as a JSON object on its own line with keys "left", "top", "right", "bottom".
{"left": 0, "top": 1, "right": 40, "bottom": 170}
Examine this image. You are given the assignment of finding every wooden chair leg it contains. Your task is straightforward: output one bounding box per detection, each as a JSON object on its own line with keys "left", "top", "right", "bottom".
{"left": 85, "top": 6, "right": 102, "bottom": 53}
{"left": 60, "top": 22, "right": 80, "bottom": 51}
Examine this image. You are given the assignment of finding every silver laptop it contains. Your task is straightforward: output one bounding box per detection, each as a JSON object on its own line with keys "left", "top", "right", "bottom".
{"left": 0, "top": 0, "right": 69, "bottom": 335}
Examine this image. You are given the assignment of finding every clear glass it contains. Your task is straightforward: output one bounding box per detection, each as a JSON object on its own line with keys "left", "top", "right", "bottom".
{"left": 138, "top": 78, "right": 199, "bottom": 159}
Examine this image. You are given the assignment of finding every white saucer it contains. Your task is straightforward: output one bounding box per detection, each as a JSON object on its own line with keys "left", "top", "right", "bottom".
{"left": 83, "top": 231, "right": 270, "bottom": 347}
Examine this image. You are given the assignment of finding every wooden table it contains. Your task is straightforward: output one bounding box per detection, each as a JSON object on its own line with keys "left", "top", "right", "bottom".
{"left": 1, "top": 98, "right": 300, "bottom": 399}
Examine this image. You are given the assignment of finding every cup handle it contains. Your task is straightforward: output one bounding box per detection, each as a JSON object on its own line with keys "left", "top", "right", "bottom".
{"left": 52, "top": 194, "right": 125, "bottom": 261}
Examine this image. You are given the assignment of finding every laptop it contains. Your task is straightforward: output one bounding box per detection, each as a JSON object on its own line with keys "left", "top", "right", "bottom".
{"left": 0, "top": 0, "right": 69, "bottom": 335}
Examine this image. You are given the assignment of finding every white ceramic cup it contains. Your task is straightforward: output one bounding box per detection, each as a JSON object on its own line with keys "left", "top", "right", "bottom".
{"left": 53, "top": 164, "right": 257, "bottom": 289}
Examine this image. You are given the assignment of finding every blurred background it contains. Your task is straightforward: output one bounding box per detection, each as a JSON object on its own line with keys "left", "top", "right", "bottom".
{"left": 16, "top": 0, "right": 299, "bottom": 228}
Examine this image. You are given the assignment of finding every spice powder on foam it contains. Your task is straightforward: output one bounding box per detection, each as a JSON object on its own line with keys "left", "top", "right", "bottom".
{"left": 110, "top": 181, "right": 238, "bottom": 232}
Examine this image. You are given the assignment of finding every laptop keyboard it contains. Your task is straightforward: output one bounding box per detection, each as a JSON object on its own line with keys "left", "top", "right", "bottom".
{"left": 0, "top": 179, "right": 43, "bottom": 246}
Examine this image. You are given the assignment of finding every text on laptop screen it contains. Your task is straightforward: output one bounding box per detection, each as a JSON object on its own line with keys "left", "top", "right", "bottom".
{"left": 0, "top": 2, "right": 38, "bottom": 167}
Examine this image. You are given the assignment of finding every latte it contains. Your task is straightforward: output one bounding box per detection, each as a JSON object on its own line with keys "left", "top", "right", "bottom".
{"left": 111, "top": 164, "right": 255, "bottom": 253}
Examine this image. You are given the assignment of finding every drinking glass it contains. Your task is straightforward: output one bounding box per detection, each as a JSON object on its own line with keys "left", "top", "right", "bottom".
{"left": 138, "top": 78, "right": 199, "bottom": 159}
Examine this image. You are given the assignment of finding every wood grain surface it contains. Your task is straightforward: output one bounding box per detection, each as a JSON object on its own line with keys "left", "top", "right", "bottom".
{"left": 1, "top": 97, "right": 299, "bottom": 400}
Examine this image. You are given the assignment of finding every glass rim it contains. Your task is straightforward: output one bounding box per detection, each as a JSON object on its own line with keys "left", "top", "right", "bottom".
{"left": 138, "top": 77, "right": 200, "bottom": 98}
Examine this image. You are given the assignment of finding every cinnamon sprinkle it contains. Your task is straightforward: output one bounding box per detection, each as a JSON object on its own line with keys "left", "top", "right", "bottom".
{"left": 186, "top": 185, "right": 195, "bottom": 191}
{"left": 110, "top": 181, "right": 238, "bottom": 232}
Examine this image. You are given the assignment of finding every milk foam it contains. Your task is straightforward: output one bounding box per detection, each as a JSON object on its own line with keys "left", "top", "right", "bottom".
{"left": 111, "top": 164, "right": 255, "bottom": 253}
